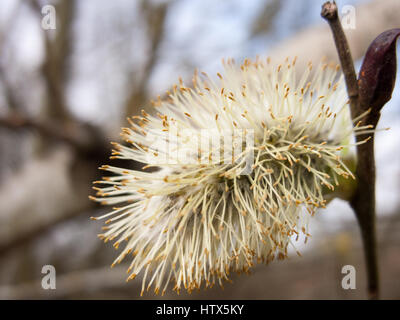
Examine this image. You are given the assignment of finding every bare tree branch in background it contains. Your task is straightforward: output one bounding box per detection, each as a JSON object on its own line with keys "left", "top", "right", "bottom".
{"left": 0, "top": 66, "right": 21, "bottom": 112}
{"left": 250, "top": 0, "right": 282, "bottom": 37}
{"left": 0, "top": 203, "right": 95, "bottom": 258}
{"left": 1, "top": 0, "right": 115, "bottom": 159}
{"left": 124, "top": 0, "right": 169, "bottom": 117}
{"left": 0, "top": 1, "right": 23, "bottom": 112}
{"left": 0, "top": 112, "right": 107, "bottom": 158}
{"left": 28, "top": 0, "right": 75, "bottom": 122}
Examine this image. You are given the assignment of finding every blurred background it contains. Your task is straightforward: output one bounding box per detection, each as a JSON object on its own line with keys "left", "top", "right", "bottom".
{"left": 0, "top": 0, "right": 399, "bottom": 299}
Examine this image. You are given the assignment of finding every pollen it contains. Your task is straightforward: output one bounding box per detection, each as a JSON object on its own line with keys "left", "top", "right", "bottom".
{"left": 90, "top": 57, "right": 371, "bottom": 295}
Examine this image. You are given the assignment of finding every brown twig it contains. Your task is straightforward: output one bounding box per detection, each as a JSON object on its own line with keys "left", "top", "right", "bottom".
{"left": 321, "top": 1, "right": 359, "bottom": 119}
{"left": 0, "top": 265, "right": 128, "bottom": 299}
{"left": 27, "top": 0, "right": 76, "bottom": 122}
{"left": 321, "top": 1, "right": 379, "bottom": 299}
{"left": 0, "top": 112, "right": 109, "bottom": 160}
{"left": 0, "top": 204, "right": 95, "bottom": 258}
{"left": 124, "top": 1, "right": 169, "bottom": 117}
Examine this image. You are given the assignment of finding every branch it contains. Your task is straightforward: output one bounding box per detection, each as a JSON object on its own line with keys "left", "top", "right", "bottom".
{"left": 0, "top": 1, "right": 23, "bottom": 112}
{"left": 124, "top": 1, "right": 169, "bottom": 117}
{"left": 321, "top": 1, "right": 359, "bottom": 118}
{"left": 321, "top": 1, "right": 379, "bottom": 299}
{"left": 0, "top": 204, "right": 95, "bottom": 258}
{"left": 0, "top": 65, "right": 21, "bottom": 112}
{"left": 28, "top": 0, "right": 76, "bottom": 122}
{"left": 0, "top": 265, "right": 127, "bottom": 299}
{"left": 0, "top": 111, "right": 109, "bottom": 160}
